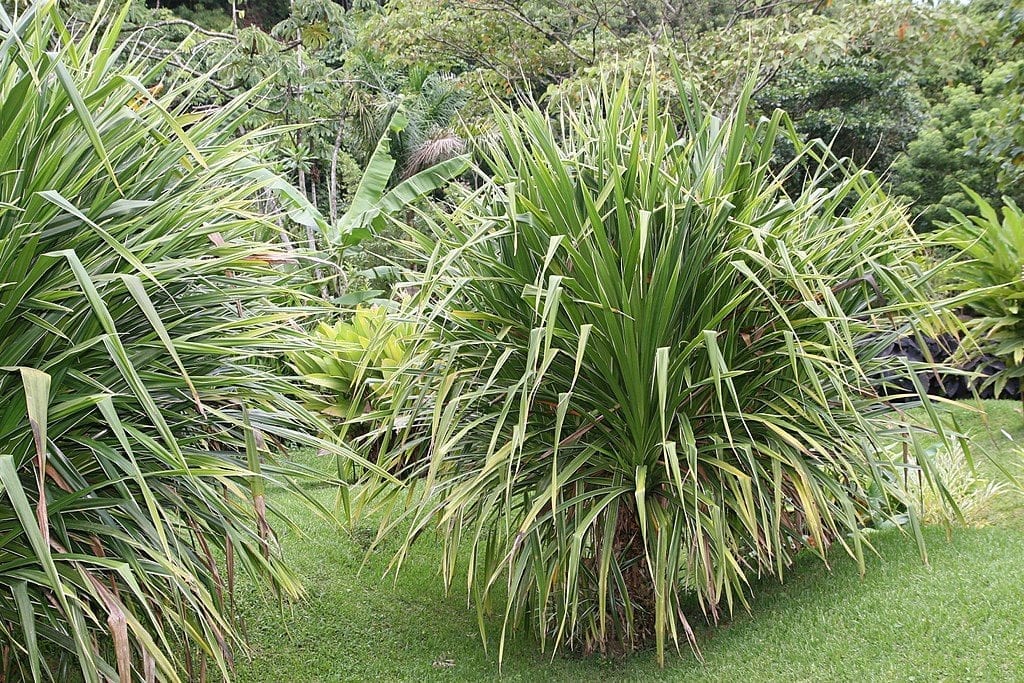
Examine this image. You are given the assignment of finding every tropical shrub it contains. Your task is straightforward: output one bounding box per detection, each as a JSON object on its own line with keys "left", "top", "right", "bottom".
{"left": 942, "top": 190, "right": 1024, "bottom": 395}
{"left": 891, "top": 84, "right": 1007, "bottom": 231}
{"left": 0, "top": 5, "right": 365, "bottom": 680}
{"left": 893, "top": 66, "right": 1024, "bottom": 232}
{"left": 756, "top": 55, "right": 924, "bottom": 174}
{"left": 289, "top": 305, "right": 420, "bottom": 419}
{"left": 966, "top": 59, "right": 1024, "bottom": 195}
{"left": 288, "top": 305, "right": 433, "bottom": 479}
{"left": 364, "top": 73, "right": 948, "bottom": 663}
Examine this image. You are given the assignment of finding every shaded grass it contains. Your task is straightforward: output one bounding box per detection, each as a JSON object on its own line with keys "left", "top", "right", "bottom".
{"left": 235, "top": 401, "right": 1024, "bottom": 682}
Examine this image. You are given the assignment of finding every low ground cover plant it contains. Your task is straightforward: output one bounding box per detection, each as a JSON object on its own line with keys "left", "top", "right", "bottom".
{"left": 900, "top": 441, "right": 1007, "bottom": 527}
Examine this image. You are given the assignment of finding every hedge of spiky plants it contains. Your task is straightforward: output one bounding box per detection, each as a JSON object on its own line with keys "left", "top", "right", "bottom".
{"left": 0, "top": 4, "right": 371, "bottom": 681}
{"left": 363, "top": 72, "right": 950, "bottom": 664}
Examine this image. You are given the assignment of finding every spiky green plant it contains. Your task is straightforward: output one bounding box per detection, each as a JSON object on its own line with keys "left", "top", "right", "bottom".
{"left": 0, "top": 4, "right": 370, "bottom": 681}
{"left": 364, "top": 73, "right": 949, "bottom": 664}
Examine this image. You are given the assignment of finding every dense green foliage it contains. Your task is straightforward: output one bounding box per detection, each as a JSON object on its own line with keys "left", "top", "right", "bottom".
{"left": 0, "top": 4, "right": 367, "bottom": 680}
{"left": 892, "top": 82, "right": 1019, "bottom": 230}
{"left": 5, "top": 0, "right": 1024, "bottom": 677}
{"left": 54, "top": 0, "right": 1022, "bottom": 240}
{"left": 756, "top": 55, "right": 923, "bottom": 172}
{"left": 362, "top": 74, "right": 949, "bottom": 662}
{"left": 967, "top": 59, "right": 1024, "bottom": 194}
{"left": 891, "top": 4, "right": 1024, "bottom": 230}
{"left": 942, "top": 191, "right": 1024, "bottom": 393}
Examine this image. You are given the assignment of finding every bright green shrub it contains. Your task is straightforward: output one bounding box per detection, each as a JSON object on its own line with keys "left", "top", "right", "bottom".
{"left": 288, "top": 306, "right": 436, "bottom": 478}
{"left": 0, "top": 4, "right": 364, "bottom": 680}
{"left": 364, "top": 74, "right": 948, "bottom": 663}
{"left": 891, "top": 84, "right": 1006, "bottom": 231}
{"left": 289, "top": 306, "right": 419, "bottom": 419}
{"left": 893, "top": 66, "right": 1024, "bottom": 232}
{"left": 942, "top": 190, "right": 1024, "bottom": 392}
{"left": 967, "top": 59, "right": 1024, "bottom": 194}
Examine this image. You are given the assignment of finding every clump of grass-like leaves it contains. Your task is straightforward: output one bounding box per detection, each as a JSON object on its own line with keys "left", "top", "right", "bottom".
{"left": 363, "top": 71, "right": 951, "bottom": 665}
{"left": 0, "top": 4, "right": 367, "bottom": 681}
{"left": 901, "top": 441, "right": 1007, "bottom": 527}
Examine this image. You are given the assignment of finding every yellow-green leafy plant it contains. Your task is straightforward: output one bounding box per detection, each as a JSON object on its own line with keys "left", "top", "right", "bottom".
{"left": 289, "top": 306, "right": 421, "bottom": 419}
{"left": 289, "top": 306, "right": 432, "bottom": 478}
{"left": 363, "top": 71, "right": 951, "bottom": 664}
{"left": 901, "top": 441, "right": 1007, "bottom": 527}
{"left": 942, "top": 190, "right": 1024, "bottom": 395}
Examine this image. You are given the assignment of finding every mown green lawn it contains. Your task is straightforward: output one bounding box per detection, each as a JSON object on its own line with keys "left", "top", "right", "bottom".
{"left": 235, "top": 400, "right": 1024, "bottom": 682}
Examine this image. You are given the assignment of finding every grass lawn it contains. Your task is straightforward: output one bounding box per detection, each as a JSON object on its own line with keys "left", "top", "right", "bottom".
{"left": 235, "top": 400, "right": 1024, "bottom": 682}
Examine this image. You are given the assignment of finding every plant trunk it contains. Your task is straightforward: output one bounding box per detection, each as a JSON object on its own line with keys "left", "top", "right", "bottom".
{"left": 600, "top": 503, "right": 655, "bottom": 655}
{"left": 329, "top": 122, "right": 344, "bottom": 226}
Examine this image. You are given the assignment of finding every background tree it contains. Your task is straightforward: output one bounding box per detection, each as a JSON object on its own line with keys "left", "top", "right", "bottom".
{"left": 756, "top": 55, "right": 924, "bottom": 172}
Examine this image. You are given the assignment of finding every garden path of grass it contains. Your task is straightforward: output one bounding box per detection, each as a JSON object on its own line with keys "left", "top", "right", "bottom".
{"left": 235, "top": 400, "right": 1024, "bottom": 682}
